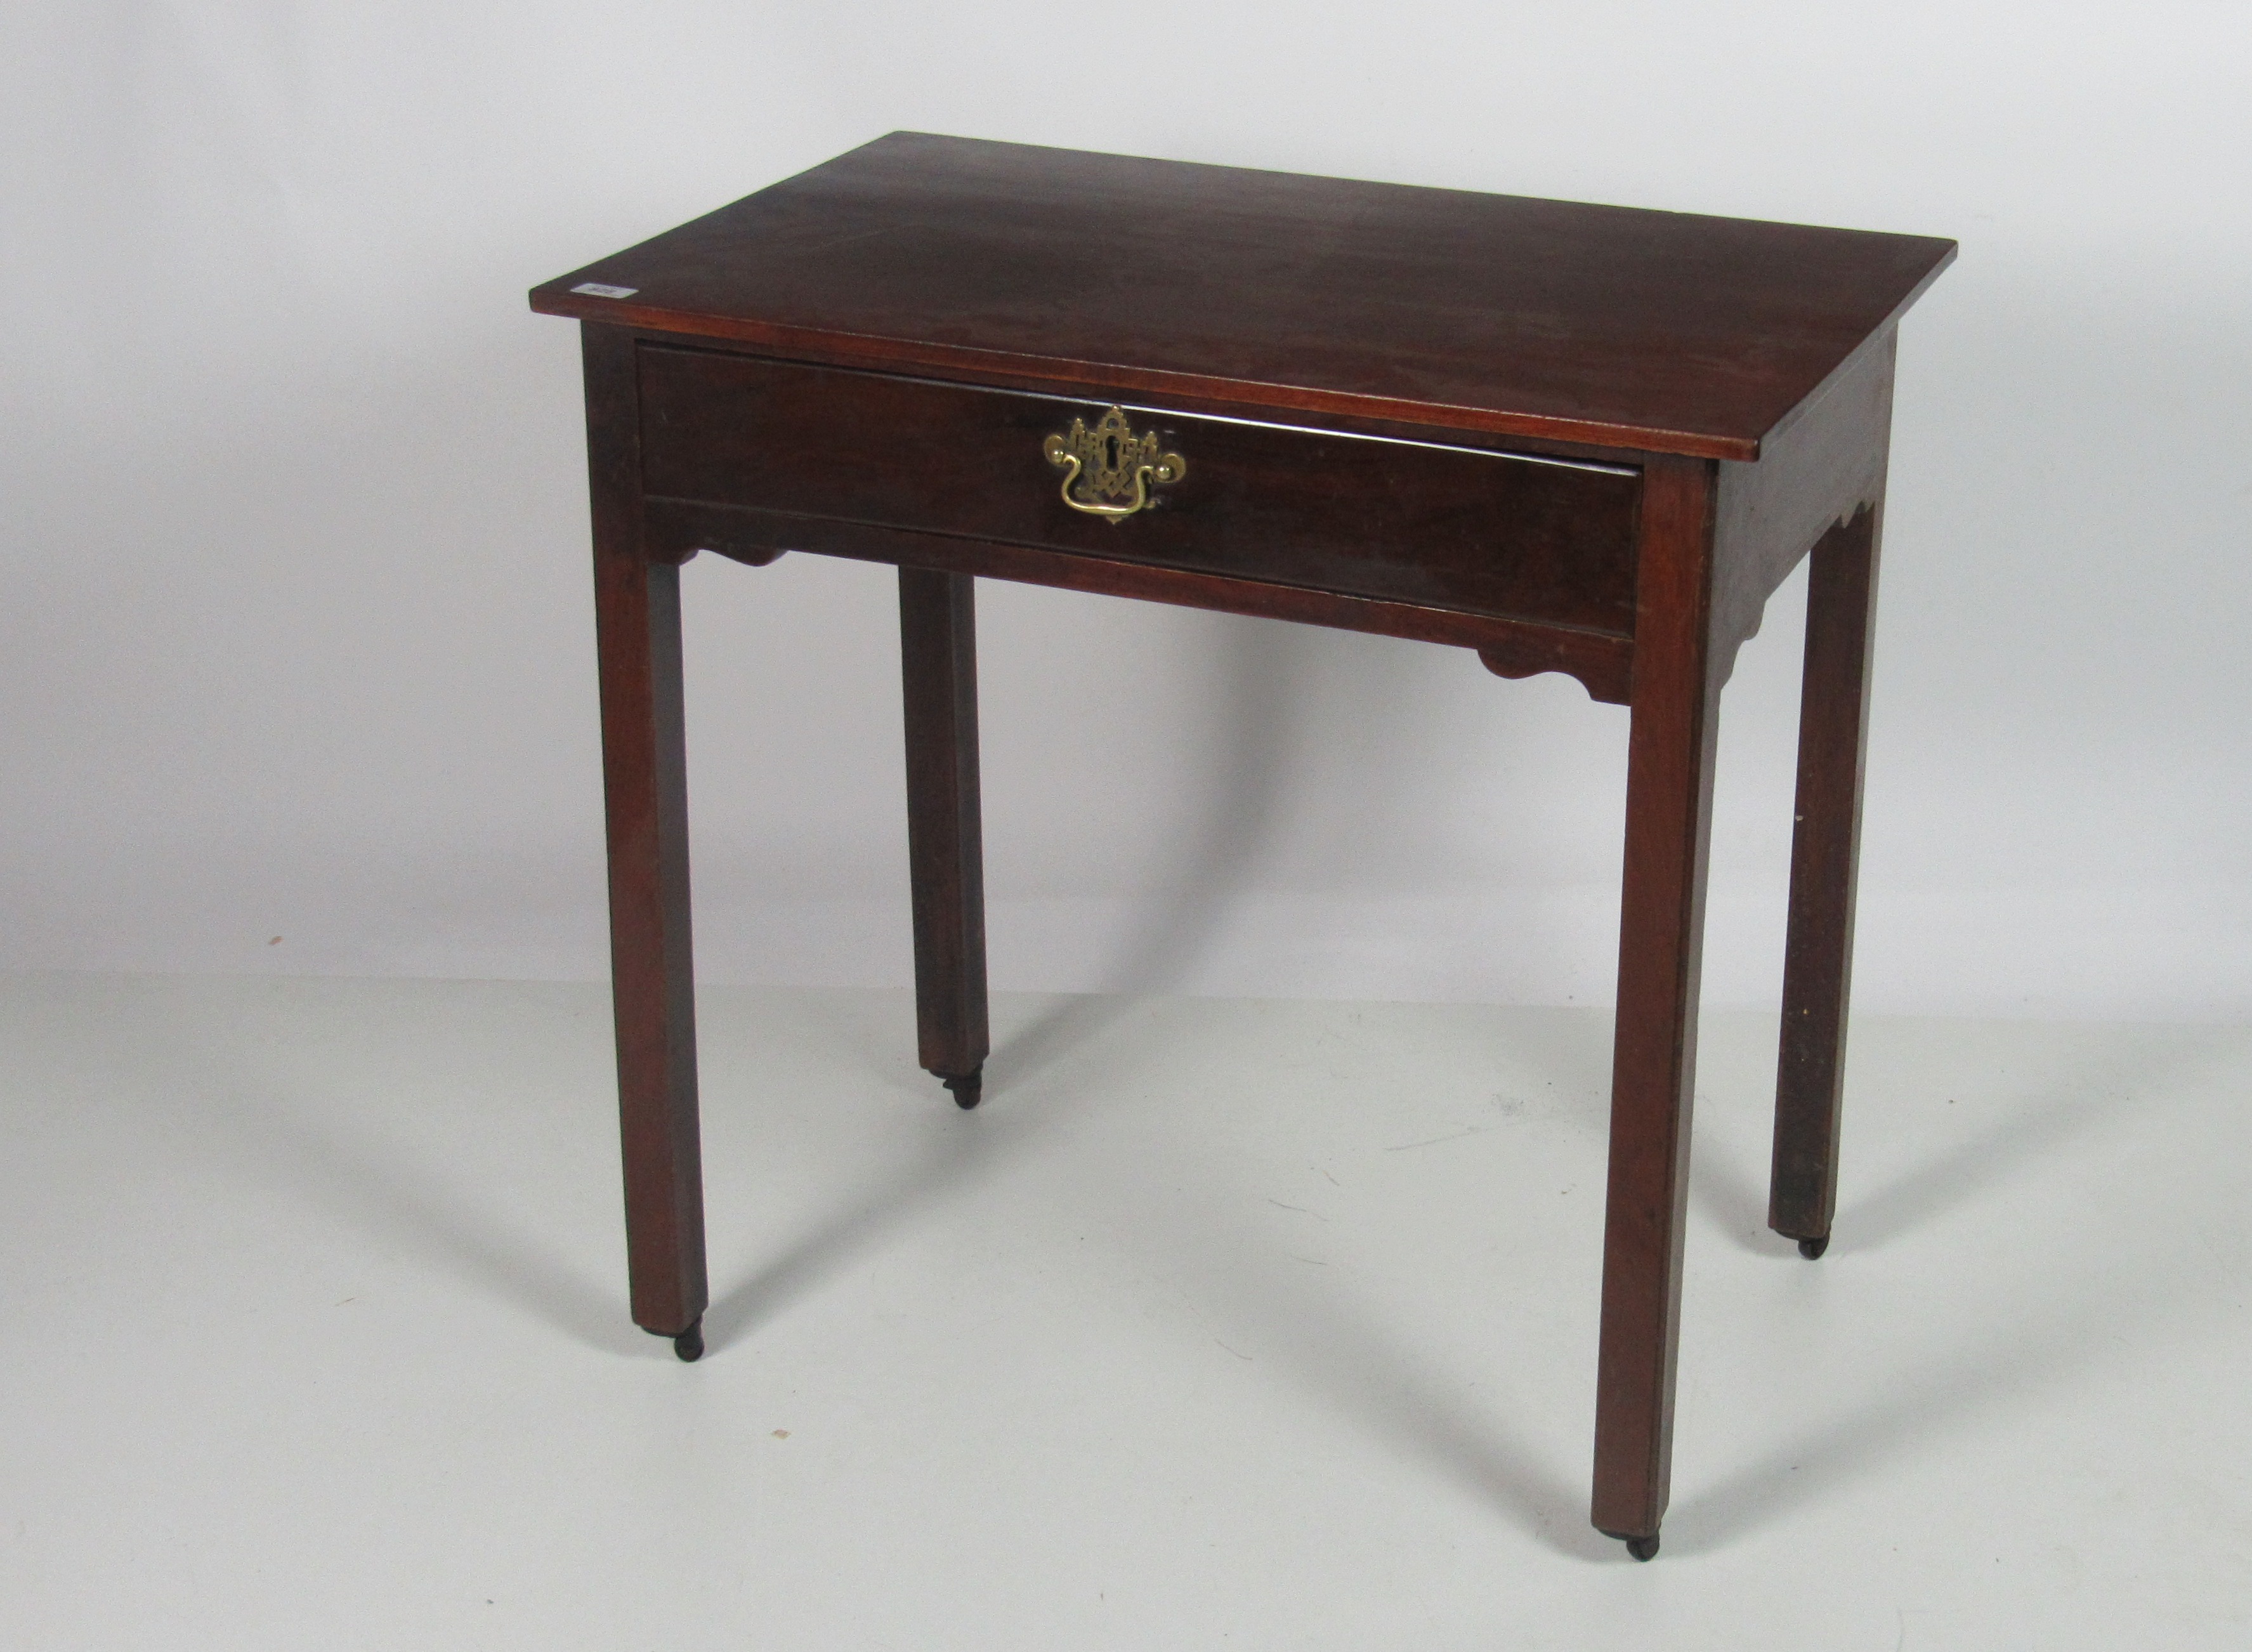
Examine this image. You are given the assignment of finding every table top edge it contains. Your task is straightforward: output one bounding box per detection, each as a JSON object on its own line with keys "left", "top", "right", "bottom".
{"left": 530, "top": 292, "right": 1777, "bottom": 462}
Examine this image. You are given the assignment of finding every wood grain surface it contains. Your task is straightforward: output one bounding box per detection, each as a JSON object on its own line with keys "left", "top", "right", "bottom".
{"left": 637, "top": 345, "right": 1642, "bottom": 636}
{"left": 533, "top": 133, "right": 1955, "bottom": 459}
{"left": 545, "top": 132, "right": 1956, "bottom": 1549}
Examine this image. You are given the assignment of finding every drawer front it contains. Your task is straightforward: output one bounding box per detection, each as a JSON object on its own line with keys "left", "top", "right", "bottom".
{"left": 637, "top": 346, "right": 1640, "bottom": 635}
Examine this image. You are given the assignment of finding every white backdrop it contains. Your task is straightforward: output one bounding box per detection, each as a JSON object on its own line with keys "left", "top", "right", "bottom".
{"left": 4, "top": 2, "right": 2247, "bottom": 1018}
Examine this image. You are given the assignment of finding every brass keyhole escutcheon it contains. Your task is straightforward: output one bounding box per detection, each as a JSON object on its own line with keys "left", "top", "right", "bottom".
{"left": 1041, "top": 406, "right": 1186, "bottom": 523}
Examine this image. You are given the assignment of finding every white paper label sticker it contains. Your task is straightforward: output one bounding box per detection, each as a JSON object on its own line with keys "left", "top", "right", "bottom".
{"left": 570, "top": 282, "right": 638, "bottom": 299}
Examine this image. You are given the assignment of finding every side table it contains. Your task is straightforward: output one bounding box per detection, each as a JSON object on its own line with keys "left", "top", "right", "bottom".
{"left": 530, "top": 133, "right": 1954, "bottom": 1557}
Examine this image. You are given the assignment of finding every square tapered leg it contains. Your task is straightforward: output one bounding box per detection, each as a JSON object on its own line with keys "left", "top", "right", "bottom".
{"left": 586, "top": 324, "right": 708, "bottom": 1352}
{"left": 899, "top": 567, "right": 990, "bottom": 1109}
{"left": 1591, "top": 457, "right": 1722, "bottom": 1555}
{"left": 1769, "top": 502, "right": 1884, "bottom": 1254}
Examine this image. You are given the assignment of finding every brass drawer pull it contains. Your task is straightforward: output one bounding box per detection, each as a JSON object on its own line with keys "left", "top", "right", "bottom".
{"left": 1042, "top": 406, "right": 1186, "bottom": 523}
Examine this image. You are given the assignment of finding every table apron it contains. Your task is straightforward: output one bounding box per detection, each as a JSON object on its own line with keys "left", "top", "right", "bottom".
{"left": 634, "top": 344, "right": 1644, "bottom": 645}
{"left": 644, "top": 496, "right": 1633, "bottom": 704}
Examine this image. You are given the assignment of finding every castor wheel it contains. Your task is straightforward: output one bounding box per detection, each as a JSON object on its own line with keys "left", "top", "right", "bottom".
{"left": 941, "top": 1068, "right": 983, "bottom": 1110}
{"left": 1798, "top": 1235, "right": 1830, "bottom": 1260}
{"left": 646, "top": 1320, "right": 704, "bottom": 1361}
{"left": 1599, "top": 1528, "right": 1661, "bottom": 1561}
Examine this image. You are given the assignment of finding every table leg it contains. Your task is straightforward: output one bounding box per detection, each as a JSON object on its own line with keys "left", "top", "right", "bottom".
{"left": 587, "top": 324, "right": 708, "bottom": 1358}
{"left": 1592, "top": 457, "right": 1722, "bottom": 1556}
{"left": 1769, "top": 502, "right": 1883, "bottom": 1257}
{"left": 899, "top": 567, "right": 990, "bottom": 1109}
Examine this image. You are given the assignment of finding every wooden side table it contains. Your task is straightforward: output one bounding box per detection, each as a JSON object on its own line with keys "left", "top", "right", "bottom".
{"left": 530, "top": 133, "right": 1954, "bottom": 1558}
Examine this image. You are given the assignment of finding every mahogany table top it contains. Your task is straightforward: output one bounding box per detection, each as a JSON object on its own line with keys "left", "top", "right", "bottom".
{"left": 530, "top": 131, "right": 1954, "bottom": 461}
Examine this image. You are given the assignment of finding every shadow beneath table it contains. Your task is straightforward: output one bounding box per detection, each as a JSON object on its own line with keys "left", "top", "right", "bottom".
{"left": 987, "top": 616, "right": 1306, "bottom": 1092}
{"left": 239, "top": 1093, "right": 632, "bottom": 1352}
{"left": 1831, "top": 1024, "right": 2210, "bottom": 1256}
{"left": 1666, "top": 1264, "right": 2181, "bottom": 1556}
{"left": 1686, "top": 1086, "right": 1792, "bottom": 1255}
{"left": 698, "top": 1103, "right": 1056, "bottom": 1352}
{"left": 105, "top": 978, "right": 641, "bottom": 1356}
{"left": 1682, "top": 1022, "right": 2203, "bottom": 1260}
{"left": 1227, "top": 1265, "right": 1603, "bottom": 1557}
{"left": 1109, "top": 1148, "right": 1604, "bottom": 1557}
{"left": 173, "top": 1049, "right": 633, "bottom": 1356}
{"left": 702, "top": 996, "right": 1602, "bottom": 1552}
{"left": 1835, "top": 1091, "right": 2107, "bottom": 1254}
{"left": 1668, "top": 1023, "right": 2244, "bottom": 1552}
